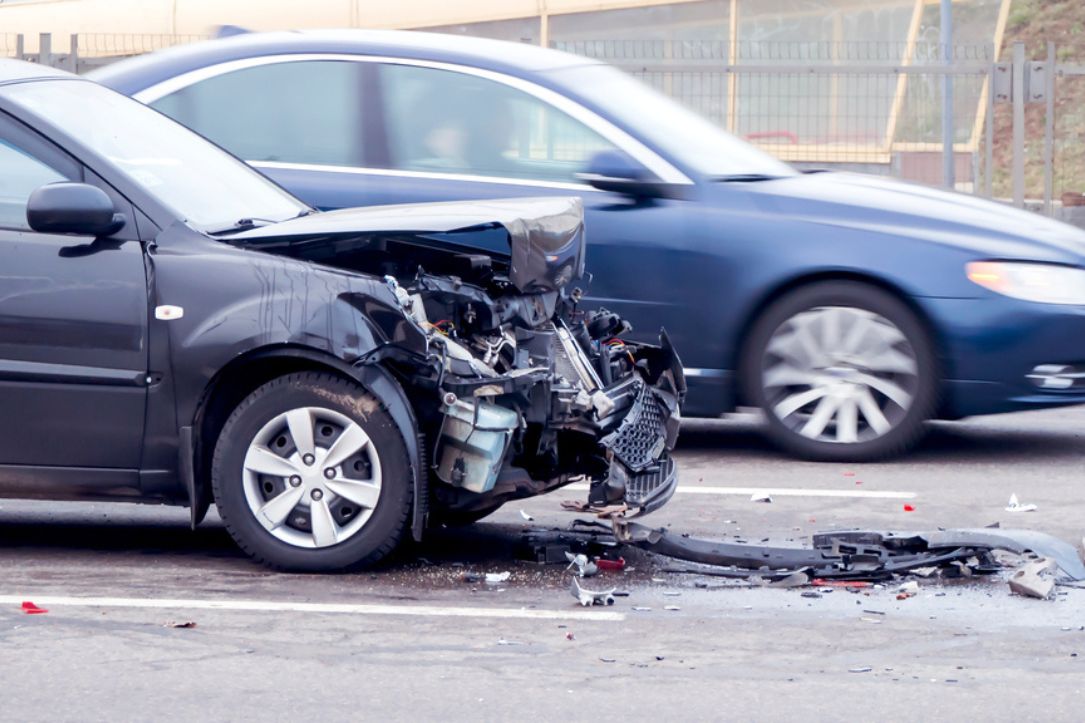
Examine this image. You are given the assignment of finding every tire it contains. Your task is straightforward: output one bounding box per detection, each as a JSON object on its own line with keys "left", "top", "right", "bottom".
{"left": 212, "top": 371, "right": 412, "bottom": 572}
{"left": 743, "top": 281, "right": 937, "bottom": 461}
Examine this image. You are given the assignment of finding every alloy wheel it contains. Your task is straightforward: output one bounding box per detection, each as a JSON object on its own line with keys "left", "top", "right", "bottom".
{"left": 760, "top": 305, "right": 919, "bottom": 444}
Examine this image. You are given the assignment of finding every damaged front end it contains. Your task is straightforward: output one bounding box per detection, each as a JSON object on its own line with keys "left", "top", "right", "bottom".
{"left": 232, "top": 197, "right": 684, "bottom": 525}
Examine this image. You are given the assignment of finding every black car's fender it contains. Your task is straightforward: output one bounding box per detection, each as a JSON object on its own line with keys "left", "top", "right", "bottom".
{"left": 148, "top": 224, "right": 428, "bottom": 536}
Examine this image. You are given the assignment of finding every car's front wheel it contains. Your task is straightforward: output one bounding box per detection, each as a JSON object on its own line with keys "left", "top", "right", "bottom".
{"left": 744, "top": 281, "right": 937, "bottom": 461}
{"left": 212, "top": 372, "right": 412, "bottom": 571}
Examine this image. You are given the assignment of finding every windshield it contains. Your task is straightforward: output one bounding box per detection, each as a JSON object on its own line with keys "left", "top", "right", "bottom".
{"left": 546, "top": 63, "right": 796, "bottom": 180}
{"left": 5, "top": 79, "right": 309, "bottom": 231}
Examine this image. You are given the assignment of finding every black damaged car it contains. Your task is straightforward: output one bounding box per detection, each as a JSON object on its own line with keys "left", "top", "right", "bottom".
{"left": 0, "top": 60, "right": 683, "bottom": 571}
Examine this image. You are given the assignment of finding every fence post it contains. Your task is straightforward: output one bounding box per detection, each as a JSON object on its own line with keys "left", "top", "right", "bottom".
{"left": 941, "top": 0, "right": 955, "bottom": 189}
{"left": 69, "top": 33, "right": 79, "bottom": 74}
{"left": 1043, "top": 41, "right": 1055, "bottom": 216}
{"left": 39, "top": 32, "right": 52, "bottom": 67}
{"left": 985, "top": 62, "right": 994, "bottom": 198}
{"left": 1012, "top": 42, "right": 1025, "bottom": 208}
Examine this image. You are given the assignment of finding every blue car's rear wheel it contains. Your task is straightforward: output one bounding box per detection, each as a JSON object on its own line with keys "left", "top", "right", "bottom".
{"left": 745, "top": 281, "right": 937, "bottom": 461}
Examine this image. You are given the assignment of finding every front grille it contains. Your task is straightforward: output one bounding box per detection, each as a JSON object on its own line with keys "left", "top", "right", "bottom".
{"left": 601, "top": 380, "right": 667, "bottom": 472}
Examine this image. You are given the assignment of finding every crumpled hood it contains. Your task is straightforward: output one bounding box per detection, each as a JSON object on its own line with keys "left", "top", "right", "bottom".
{"left": 231, "top": 196, "right": 585, "bottom": 292}
{"left": 744, "top": 172, "right": 1085, "bottom": 263}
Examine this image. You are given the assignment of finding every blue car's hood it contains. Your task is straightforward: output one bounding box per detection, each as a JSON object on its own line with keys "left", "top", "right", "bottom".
{"left": 742, "top": 172, "right": 1085, "bottom": 263}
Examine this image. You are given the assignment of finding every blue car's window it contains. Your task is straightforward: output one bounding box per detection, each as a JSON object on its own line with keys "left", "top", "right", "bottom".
{"left": 0, "top": 139, "right": 69, "bottom": 231}
{"left": 378, "top": 63, "right": 618, "bottom": 183}
{"left": 151, "top": 60, "right": 367, "bottom": 167}
{"left": 6, "top": 80, "right": 308, "bottom": 232}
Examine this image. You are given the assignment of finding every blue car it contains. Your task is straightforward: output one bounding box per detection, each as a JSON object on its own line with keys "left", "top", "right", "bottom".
{"left": 94, "top": 29, "right": 1085, "bottom": 461}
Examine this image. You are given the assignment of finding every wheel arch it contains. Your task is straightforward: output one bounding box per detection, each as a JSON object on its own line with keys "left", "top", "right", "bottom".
{"left": 731, "top": 271, "right": 948, "bottom": 407}
{"left": 186, "top": 344, "right": 426, "bottom": 540}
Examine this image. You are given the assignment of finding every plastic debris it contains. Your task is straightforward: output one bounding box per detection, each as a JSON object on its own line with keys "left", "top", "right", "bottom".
{"left": 1005, "top": 494, "right": 1038, "bottom": 513}
{"left": 662, "top": 590, "right": 682, "bottom": 597}
{"left": 594, "top": 557, "right": 626, "bottom": 572}
{"left": 20, "top": 601, "right": 48, "bottom": 615}
{"left": 565, "top": 552, "right": 598, "bottom": 578}
{"left": 750, "top": 493, "right": 773, "bottom": 503}
{"left": 599, "top": 657, "right": 616, "bottom": 663}
{"left": 519, "top": 509, "right": 534, "bottom": 522}
{"left": 903, "top": 504, "right": 916, "bottom": 512}
{"left": 663, "top": 605, "right": 681, "bottom": 611}
{"left": 1008, "top": 557, "right": 1056, "bottom": 599}
{"left": 632, "top": 606, "right": 652, "bottom": 612}
{"left": 896, "top": 581, "right": 919, "bottom": 599}
{"left": 849, "top": 667, "right": 873, "bottom": 674}
{"left": 163, "top": 621, "right": 197, "bottom": 629}
{"left": 565, "top": 632, "right": 575, "bottom": 641}
{"left": 485, "top": 571, "right": 511, "bottom": 584}
{"left": 767, "top": 571, "right": 810, "bottom": 588}
{"left": 570, "top": 577, "right": 615, "bottom": 607}
{"left": 801, "top": 591, "right": 821, "bottom": 599}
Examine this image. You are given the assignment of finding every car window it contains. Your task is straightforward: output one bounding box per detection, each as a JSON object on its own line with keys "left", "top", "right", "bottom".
{"left": 151, "top": 60, "right": 367, "bottom": 167}
{"left": 0, "top": 139, "right": 70, "bottom": 231}
{"left": 378, "top": 63, "right": 620, "bottom": 183}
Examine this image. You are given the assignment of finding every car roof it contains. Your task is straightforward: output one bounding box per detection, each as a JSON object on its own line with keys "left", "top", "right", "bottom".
{"left": 0, "top": 59, "right": 74, "bottom": 86}
{"left": 91, "top": 28, "right": 600, "bottom": 93}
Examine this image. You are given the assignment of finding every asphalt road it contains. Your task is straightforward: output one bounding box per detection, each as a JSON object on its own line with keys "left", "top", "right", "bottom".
{"left": 2, "top": 407, "right": 1084, "bottom": 721}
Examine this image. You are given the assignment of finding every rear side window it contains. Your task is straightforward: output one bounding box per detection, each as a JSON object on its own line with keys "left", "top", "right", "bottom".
{"left": 377, "top": 63, "right": 618, "bottom": 183}
{"left": 0, "top": 139, "right": 70, "bottom": 231}
{"left": 151, "top": 60, "right": 367, "bottom": 167}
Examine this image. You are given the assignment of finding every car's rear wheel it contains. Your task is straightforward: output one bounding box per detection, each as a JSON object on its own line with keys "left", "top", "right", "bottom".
{"left": 744, "top": 281, "right": 937, "bottom": 461}
{"left": 212, "top": 372, "right": 412, "bottom": 571}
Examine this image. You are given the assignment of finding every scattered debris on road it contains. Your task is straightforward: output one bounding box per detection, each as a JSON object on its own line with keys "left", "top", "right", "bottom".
{"left": 750, "top": 493, "right": 773, "bottom": 503}
{"left": 163, "top": 621, "right": 198, "bottom": 629}
{"left": 565, "top": 552, "right": 598, "bottom": 578}
{"left": 20, "top": 601, "right": 47, "bottom": 615}
{"left": 519, "top": 510, "right": 535, "bottom": 522}
{"left": 1008, "top": 558, "right": 1056, "bottom": 599}
{"left": 570, "top": 577, "right": 615, "bottom": 606}
{"left": 1005, "top": 494, "right": 1038, "bottom": 513}
{"left": 485, "top": 572, "right": 511, "bottom": 585}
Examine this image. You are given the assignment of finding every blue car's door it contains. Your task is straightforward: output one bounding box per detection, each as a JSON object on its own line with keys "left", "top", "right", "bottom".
{"left": 146, "top": 57, "right": 728, "bottom": 413}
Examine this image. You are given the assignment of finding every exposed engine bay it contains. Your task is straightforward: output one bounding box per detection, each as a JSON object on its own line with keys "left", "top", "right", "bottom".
{"left": 230, "top": 198, "right": 685, "bottom": 523}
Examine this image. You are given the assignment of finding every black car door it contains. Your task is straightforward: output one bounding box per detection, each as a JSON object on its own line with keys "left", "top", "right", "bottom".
{"left": 0, "top": 113, "right": 149, "bottom": 473}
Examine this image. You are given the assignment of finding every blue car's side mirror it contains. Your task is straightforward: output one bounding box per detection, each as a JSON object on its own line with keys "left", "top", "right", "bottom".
{"left": 576, "top": 150, "right": 687, "bottom": 200}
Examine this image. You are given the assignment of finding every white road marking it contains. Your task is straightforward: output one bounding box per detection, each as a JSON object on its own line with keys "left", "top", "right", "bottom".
{"left": 0, "top": 595, "right": 624, "bottom": 622}
{"left": 565, "top": 483, "right": 915, "bottom": 500}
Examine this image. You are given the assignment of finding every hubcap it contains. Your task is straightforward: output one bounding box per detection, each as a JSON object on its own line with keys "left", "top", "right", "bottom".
{"left": 761, "top": 306, "right": 919, "bottom": 444}
{"left": 241, "top": 406, "right": 382, "bottom": 549}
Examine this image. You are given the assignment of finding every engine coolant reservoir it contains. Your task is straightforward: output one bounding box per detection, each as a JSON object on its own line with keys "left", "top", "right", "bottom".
{"left": 436, "top": 397, "right": 519, "bottom": 494}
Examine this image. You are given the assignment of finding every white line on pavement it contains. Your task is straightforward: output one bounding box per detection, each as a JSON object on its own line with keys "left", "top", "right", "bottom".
{"left": 0, "top": 595, "right": 624, "bottom": 622}
{"left": 565, "top": 483, "right": 915, "bottom": 500}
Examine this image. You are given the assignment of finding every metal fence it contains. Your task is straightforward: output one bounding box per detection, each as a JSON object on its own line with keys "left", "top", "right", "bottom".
{"left": 3, "top": 32, "right": 1084, "bottom": 221}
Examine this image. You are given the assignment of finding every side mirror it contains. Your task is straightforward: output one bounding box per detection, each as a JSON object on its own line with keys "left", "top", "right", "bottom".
{"left": 576, "top": 150, "right": 686, "bottom": 200}
{"left": 26, "top": 182, "right": 124, "bottom": 236}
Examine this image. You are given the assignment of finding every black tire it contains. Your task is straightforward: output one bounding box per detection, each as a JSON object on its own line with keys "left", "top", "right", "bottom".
{"left": 742, "top": 281, "right": 938, "bottom": 461}
{"left": 212, "top": 372, "right": 412, "bottom": 572}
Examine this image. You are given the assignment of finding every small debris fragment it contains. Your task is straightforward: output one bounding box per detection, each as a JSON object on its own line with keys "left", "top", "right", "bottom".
{"left": 570, "top": 577, "right": 615, "bottom": 607}
{"left": 896, "top": 581, "right": 919, "bottom": 600}
{"left": 485, "top": 571, "right": 511, "bottom": 584}
{"left": 1005, "top": 494, "right": 1037, "bottom": 513}
{"left": 632, "top": 606, "right": 652, "bottom": 612}
{"left": 565, "top": 632, "right": 575, "bottom": 641}
{"left": 860, "top": 617, "right": 882, "bottom": 625}
{"left": 595, "top": 557, "right": 626, "bottom": 572}
{"left": 801, "top": 591, "right": 822, "bottom": 599}
{"left": 903, "top": 504, "right": 915, "bottom": 512}
{"left": 750, "top": 493, "right": 773, "bottom": 503}
{"left": 20, "top": 601, "right": 48, "bottom": 615}
{"left": 768, "top": 571, "right": 810, "bottom": 588}
{"left": 565, "top": 552, "right": 598, "bottom": 578}
{"left": 519, "top": 509, "right": 534, "bottom": 522}
{"left": 662, "top": 590, "right": 682, "bottom": 597}
{"left": 599, "top": 657, "right": 616, "bottom": 663}
{"left": 849, "top": 667, "right": 873, "bottom": 673}
{"left": 496, "top": 638, "right": 524, "bottom": 646}
{"left": 1008, "top": 557, "right": 1056, "bottom": 599}
{"left": 664, "top": 605, "right": 681, "bottom": 611}
{"left": 163, "top": 621, "right": 197, "bottom": 629}
{"left": 461, "top": 572, "right": 483, "bottom": 583}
